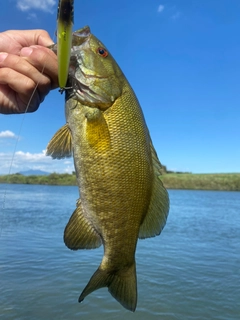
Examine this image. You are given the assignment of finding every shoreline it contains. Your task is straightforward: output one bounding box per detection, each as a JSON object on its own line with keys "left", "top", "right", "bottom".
{"left": 0, "top": 172, "right": 240, "bottom": 191}
{"left": 160, "top": 173, "right": 240, "bottom": 191}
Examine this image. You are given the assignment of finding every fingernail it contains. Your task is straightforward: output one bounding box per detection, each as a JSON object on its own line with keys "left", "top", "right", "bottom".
{"left": 21, "top": 47, "right": 33, "bottom": 57}
{"left": 0, "top": 52, "right": 8, "bottom": 62}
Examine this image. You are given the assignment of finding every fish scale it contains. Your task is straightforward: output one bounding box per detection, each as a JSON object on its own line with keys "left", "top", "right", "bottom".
{"left": 47, "top": 26, "right": 169, "bottom": 311}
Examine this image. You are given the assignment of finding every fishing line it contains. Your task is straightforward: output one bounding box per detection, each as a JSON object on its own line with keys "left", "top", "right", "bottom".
{"left": 0, "top": 29, "right": 58, "bottom": 237}
{"left": 1, "top": 0, "right": 74, "bottom": 236}
{"left": 0, "top": 68, "right": 45, "bottom": 237}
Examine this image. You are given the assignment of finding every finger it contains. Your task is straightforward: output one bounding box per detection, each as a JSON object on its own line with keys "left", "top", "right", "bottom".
{"left": 0, "top": 30, "right": 54, "bottom": 54}
{"left": 20, "top": 46, "right": 59, "bottom": 89}
{"left": 0, "top": 83, "right": 35, "bottom": 114}
{"left": 0, "top": 67, "right": 41, "bottom": 113}
{"left": 0, "top": 52, "right": 53, "bottom": 97}
{"left": 0, "top": 84, "right": 17, "bottom": 114}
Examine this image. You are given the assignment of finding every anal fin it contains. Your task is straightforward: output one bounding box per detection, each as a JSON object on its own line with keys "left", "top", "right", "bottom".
{"left": 64, "top": 200, "right": 102, "bottom": 250}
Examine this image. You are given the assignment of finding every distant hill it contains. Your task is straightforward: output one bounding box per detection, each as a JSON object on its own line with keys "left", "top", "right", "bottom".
{"left": 18, "top": 170, "right": 50, "bottom": 176}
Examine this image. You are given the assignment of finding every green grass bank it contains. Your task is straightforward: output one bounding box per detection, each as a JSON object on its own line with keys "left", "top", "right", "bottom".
{"left": 160, "top": 173, "right": 240, "bottom": 191}
{"left": 0, "top": 172, "right": 240, "bottom": 191}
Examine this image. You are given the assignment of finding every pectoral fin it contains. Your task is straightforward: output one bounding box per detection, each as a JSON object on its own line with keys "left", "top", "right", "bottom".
{"left": 46, "top": 123, "right": 72, "bottom": 159}
{"left": 64, "top": 200, "right": 102, "bottom": 250}
{"left": 85, "top": 108, "right": 111, "bottom": 151}
{"left": 139, "top": 142, "right": 169, "bottom": 239}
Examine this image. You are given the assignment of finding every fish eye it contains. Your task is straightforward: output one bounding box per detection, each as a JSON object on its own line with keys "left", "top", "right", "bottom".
{"left": 97, "top": 47, "right": 108, "bottom": 58}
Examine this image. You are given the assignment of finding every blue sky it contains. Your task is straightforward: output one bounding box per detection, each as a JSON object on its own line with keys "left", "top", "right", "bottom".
{"left": 0, "top": 0, "right": 239, "bottom": 174}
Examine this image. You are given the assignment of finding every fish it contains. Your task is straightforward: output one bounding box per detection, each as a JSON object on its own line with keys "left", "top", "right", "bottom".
{"left": 57, "top": 0, "right": 74, "bottom": 88}
{"left": 46, "top": 26, "right": 169, "bottom": 312}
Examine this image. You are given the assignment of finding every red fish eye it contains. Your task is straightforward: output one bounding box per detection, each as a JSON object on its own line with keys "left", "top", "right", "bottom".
{"left": 97, "top": 47, "right": 108, "bottom": 58}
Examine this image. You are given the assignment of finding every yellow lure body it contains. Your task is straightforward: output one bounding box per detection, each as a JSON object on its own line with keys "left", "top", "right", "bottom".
{"left": 57, "top": 0, "right": 74, "bottom": 88}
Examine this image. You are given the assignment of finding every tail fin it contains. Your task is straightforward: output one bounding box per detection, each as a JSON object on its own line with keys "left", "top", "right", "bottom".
{"left": 79, "top": 263, "right": 137, "bottom": 312}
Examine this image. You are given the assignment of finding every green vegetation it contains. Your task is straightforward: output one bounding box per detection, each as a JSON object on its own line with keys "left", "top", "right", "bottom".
{"left": 159, "top": 173, "right": 240, "bottom": 191}
{"left": 0, "top": 172, "right": 239, "bottom": 191}
{"left": 0, "top": 172, "right": 77, "bottom": 186}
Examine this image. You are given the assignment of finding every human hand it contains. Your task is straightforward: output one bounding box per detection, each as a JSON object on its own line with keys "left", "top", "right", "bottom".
{"left": 0, "top": 29, "right": 58, "bottom": 114}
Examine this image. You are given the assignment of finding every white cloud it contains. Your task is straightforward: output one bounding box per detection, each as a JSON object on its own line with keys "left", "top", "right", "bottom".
{"left": 27, "top": 12, "right": 38, "bottom": 20}
{"left": 64, "top": 160, "right": 72, "bottom": 165}
{"left": 171, "top": 11, "right": 181, "bottom": 20}
{"left": 158, "top": 5, "right": 165, "bottom": 13}
{"left": 0, "top": 150, "right": 74, "bottom": 174}
{"left": 0, "top": 130, "right": 17, "bottom": 139}
{"left": 157, "top": 4, "right": 181, "bottom": 20}
{"left": 15, "top": 150, "right": 47, "bottom": 161}
{"left": 16, "top": 0, "right": 56, "bottom": 13}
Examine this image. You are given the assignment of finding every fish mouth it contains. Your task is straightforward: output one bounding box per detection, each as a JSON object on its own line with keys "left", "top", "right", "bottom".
{"left": 73, "top": 76, "right": 112, "bottom": 108}
{"left": 66, "top": 25, "right": 120, "bottom": 109}
{"left": 68, "top": 64, "right": 113, "bottom": 109}
{"left": 72, "top": 26, "right": 91, "bottom": 47}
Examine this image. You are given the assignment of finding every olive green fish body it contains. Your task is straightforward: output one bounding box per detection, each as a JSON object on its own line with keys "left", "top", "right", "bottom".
{"left": 47, "top": 26, "right": 169, "bottom": 311}
{"left": 67, "top": 85, "right": 152, "bottom": 260}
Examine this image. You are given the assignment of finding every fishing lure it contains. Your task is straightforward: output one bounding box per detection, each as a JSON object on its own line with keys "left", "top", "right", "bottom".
{"left": 57, "top": 0, "right": 74, "bottom": 89}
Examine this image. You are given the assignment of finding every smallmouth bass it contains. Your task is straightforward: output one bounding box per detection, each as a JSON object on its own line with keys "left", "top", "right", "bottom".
{"left": 47, "top": 26, "right": 169, "bottom": 312}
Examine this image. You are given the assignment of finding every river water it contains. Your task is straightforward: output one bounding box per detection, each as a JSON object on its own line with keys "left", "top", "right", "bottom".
{"left": 0, "top": 184, "right": 239, "bottom": 319}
